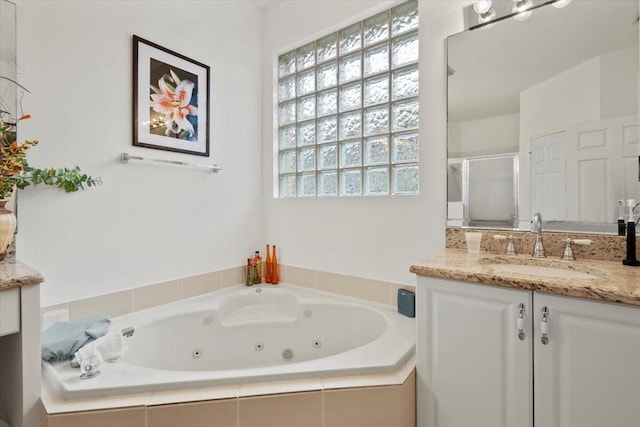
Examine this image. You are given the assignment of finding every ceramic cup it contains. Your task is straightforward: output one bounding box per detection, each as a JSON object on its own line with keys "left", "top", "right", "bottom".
{"left": 465, "top": 232, "right": 483, "bottom": 254}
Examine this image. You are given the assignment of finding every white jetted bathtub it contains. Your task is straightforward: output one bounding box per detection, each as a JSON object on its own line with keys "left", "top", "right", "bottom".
{"left": 43, "top": 283, "right": 416, "bottom": 400}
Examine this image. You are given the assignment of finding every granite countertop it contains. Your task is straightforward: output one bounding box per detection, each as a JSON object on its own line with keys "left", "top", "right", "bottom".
{"left": 410, "top": 249, "right": 640, "bottom": 307}
{"left": 0, "top": 259, "right": 43, "bottom": 290}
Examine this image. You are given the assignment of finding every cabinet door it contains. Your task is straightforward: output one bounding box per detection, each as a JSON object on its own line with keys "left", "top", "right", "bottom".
{"left": 534, "top": 293, "right": 640, "bottom": 427}
{"left": 417, "top": 277, "right": 533, "bottom": 427}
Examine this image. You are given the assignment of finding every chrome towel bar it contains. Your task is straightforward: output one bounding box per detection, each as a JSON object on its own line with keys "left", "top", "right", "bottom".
{"left": 121, "top": 152, "right": 222, "bottom": 173}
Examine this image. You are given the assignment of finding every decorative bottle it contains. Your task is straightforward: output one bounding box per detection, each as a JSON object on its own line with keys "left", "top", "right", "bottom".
{"left": 265, "top": 245, "right": 272, "bottom": 284}
{"left": 272, "top": 246, "right": 279, "bottom": 284}
{"left": 246, "top": 258, "right": 254, "bottom": 286}
{"left": 253, "top": 251, "right": 262, "bottom": 284}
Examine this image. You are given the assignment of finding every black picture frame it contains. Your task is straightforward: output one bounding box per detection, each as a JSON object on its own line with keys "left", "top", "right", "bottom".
{"left": 133, "top": 35, "right": 210, "bottom": 157}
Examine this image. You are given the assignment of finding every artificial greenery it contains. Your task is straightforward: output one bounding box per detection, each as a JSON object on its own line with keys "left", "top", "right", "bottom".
{"left": 0, "top": 77, "right": 100, "bottom": 200}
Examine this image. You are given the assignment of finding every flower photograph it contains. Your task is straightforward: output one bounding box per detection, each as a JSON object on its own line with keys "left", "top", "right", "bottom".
{"left": 133, "top": 36, "right": 210, "bottom": 156}
{"left": 149, "top": 60, "right": 198, "bottom": 141}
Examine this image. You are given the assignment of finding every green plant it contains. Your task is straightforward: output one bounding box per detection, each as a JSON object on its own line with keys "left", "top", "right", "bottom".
{"left": 0, "top": 77, "right": 100, "bottom": 199}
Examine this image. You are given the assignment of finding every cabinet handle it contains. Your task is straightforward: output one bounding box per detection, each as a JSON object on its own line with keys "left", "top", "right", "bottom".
{"left": 517, "top": 303, "right": 526, "bottom": 340}
{"left": 540, "top": 306, "right": 549, "bottom": 345}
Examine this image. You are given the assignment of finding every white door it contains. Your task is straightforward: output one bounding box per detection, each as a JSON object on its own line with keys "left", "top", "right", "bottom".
{"left": 565, "top": 116, "right": 638, "bottom": 223}
{"left": 416, "top": 277, "right": 532, "bottom": 427}
{"left": 530, "top": 132, "right": 566, "bottom": 221}
{"left": 534, "top": 293, "right": 640, "bottom": 427}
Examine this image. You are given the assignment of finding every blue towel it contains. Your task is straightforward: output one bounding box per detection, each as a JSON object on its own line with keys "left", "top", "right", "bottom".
{"left": 41, "top": 317, "right": 111, "bottom": 362}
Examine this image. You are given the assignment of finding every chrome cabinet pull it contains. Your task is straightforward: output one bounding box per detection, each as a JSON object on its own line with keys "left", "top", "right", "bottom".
{"left": 517, "top": 303, "right": 526, "bottom": 340}
{"left": 540, "top": 306, "right": 549, "bottom": 345}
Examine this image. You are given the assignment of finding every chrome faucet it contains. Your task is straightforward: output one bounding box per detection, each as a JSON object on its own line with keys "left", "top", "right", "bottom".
{"left": 531, "top": 212, "right": 545, "bottom": 258}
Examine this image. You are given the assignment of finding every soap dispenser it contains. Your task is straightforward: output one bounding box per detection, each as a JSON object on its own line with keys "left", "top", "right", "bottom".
{"left": 622, "top": 199, "right": 640, "bottom": 267}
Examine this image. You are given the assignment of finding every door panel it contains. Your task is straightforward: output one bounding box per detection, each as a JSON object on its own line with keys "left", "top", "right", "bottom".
{"left": 417, "top": 278, "right": 532, "bottom": 427}
{"left": 534, "top": 293, "right": 640, "bottom": 427}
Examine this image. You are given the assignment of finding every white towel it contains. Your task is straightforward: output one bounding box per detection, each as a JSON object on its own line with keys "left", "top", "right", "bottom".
{"left": 75, "top": 332, "right": 129, "bottom": 364}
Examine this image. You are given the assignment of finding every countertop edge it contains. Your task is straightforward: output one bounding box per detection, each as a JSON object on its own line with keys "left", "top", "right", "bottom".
{"left": 0, "top": 260, "right": 44, "bottom": 291}
{"left": 411, "top": 249, "right": 640, "bottom": 308}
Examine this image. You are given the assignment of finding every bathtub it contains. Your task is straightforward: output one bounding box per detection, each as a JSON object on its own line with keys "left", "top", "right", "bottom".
{"left": 43, "top": 283, "right": 416, "bottom": 400}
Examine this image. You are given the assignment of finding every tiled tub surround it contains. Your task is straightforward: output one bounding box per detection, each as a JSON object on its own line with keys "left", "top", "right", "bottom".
{"left": 446, "top": 227, "right": 640, "bottom": 262}
{"left": 41, "top": 366, "right": 415, "bottom": 427}
{"left": 41, "top": 265, "right": 415, "bottom": 321}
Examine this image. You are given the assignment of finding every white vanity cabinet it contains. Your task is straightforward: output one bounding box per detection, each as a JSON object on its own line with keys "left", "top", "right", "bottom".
{"left": 534, "top": 293, "right": 640, "bottom": 427}
{"left": 0, "top": 288, "right": 20, "bottom": 336}
{"left": 416, "top": 276, "right": 533, "bottom": 427}
{"left": 417, "top": 276, "right": 640, "bottom": 427}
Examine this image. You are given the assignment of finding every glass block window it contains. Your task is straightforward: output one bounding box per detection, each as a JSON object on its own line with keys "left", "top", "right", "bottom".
{"left": 277, "top": 0, "right": 419, "bottom": 197}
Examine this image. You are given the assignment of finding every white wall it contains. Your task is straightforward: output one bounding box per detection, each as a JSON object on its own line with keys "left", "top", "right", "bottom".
{"left": 448, "top": 113, "right": 519, "bottom": 158}
{"left": 16, "top": 1, "right": 264, "bottom": 306}
{"left": 261, "top": 1, "right": 470, "bottom": 286}
{"left": 600, "top": 47, "right": 639, "bottom": 119}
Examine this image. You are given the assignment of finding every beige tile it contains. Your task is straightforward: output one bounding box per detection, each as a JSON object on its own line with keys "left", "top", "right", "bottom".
{"left": 349, "top": 276, "right": 391, "bottom": 304}
{"left": 239, "top": 391, "right": 322, "bottom": 427}
{"left": 401, "top": 370, "right": 416, "bottom": 427}
{"left": 41, "top": 303, "right": 68, "bottom": 318}
{"left": 40, "top": 402, "right": 49, "bottom": 427}
{"left": 286, "top": 266, "right": 315, "bottom": 288}
{"left": 41, "top": 303, "right": 69, "bottom": 331}
{"left": 390, "top": 283, "right": 416, "bottom": 308}
{"left": 325, "top": 386, "right": 402, "bottom": 427}
{"left": 221, "top": 266, "right": 245, "bottom": 288}
{"left": 278, "top": 264, "right": 288, "bottom": 283}
{"left": 133, "top": 279, "right": 182, "bottom": 311}
{"left": 148, "top": 399, "right": 237, "bottom": 427}
{"left": 148, "top": 385, "right": 239, "bottom": 406}
{"left": 183, "top": 271, "right": 221, "bottom": 298}
{"left": 46, "top": 407, "right": 146, "bottom": 427}
{"left": 315, "top": 271, "right": 350, "bottom": 295}
{"left": 69, "top": 290, "right": 133, "bottom": 320}
{"left": 239, "top": 378, "right": 323, "bottom": 397}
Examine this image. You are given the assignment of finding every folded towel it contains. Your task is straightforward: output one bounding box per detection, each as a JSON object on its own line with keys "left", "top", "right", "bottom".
{"left": 75, "top": 332, "right": 129, "bottom": 364}
{"left": 41, "top": 317, "right": 111, "bottom": 362}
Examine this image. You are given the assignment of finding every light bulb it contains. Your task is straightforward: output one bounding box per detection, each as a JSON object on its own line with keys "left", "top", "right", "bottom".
{"left": 473, "top": 0, "right": 492, "bottom": 15}
{"left": 478, "top": 7, "right": 496, "bottom": 24}
{"left": 512, "top": 0, "right": 533, "bottom": 21}
{"left": 552, "top": 0, "right": 571, "bottom": 8}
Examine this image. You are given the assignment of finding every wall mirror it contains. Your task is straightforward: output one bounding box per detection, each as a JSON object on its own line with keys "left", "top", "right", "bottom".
{"left": 447, "top": 0, "right": 639, "bottom": 233}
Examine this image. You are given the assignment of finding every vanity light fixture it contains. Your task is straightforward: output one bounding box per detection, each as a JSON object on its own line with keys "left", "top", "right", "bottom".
{"left": 552, "top": 0, "right": 571, "bottom": 8}
{"left": 473, "top": 0, "right": 493, "bottom": 15}
{"left": 478, "top": 7, "right": 497, "bottom": 24}
{"left": 512, "top": 0, "right": 533, "bottom": 21}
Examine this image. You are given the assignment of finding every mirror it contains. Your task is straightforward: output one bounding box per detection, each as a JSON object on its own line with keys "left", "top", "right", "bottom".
{"left": 447, "top": 0, "right": 639, "bottom": 233}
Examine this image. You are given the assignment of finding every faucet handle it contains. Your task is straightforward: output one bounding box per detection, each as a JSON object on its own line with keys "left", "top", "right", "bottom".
{"left": 561, "top": 238, "right": 592, "bottom": 261}
{"left": 572, "top": 239, "right": 592, "bottom": 246}
{"left": 494, "top": 235, "right": 517, "bottom": 256}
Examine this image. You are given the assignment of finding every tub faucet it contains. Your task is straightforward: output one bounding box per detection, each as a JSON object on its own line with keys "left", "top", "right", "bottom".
{"left": 531, "top": 212, "right": 545, "bottom": 258}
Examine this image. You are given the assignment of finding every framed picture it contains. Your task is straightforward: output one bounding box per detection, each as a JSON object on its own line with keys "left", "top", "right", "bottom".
{"left": 133, "top": 35, "right": 210, "bottom": 157}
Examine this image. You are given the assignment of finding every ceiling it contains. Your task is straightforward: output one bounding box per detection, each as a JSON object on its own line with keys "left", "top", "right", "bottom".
{"left": 448, "top": 0, "right": 639, "bottom": 122}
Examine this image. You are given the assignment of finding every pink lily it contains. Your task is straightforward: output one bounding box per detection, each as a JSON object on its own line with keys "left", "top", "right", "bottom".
{"left": 150, "top": 74, "right": 198, "bottom": 137}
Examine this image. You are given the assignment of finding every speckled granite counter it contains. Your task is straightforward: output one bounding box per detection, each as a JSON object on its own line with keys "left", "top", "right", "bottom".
{"left": 411, "top": 249, "right": 640, "bottom": 307}
{"left": 0, "top": 259, "right": 43, "bottom": 290}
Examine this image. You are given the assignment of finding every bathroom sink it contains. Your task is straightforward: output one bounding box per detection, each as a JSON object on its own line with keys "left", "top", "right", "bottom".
{"left": 477, "top": 257, "right": 608, "bottom": 280}
{"left": 486, "top": 264, "right": 600, "bottom": 279}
